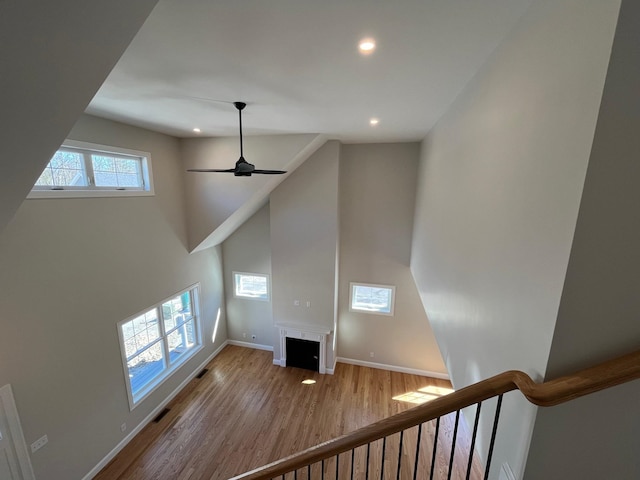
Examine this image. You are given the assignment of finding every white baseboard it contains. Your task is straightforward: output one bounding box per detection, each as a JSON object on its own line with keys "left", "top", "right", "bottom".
{"left": 226, "top": 339, "right": 274, "bottom": 352}
{"left": 82, "top": 341, "right": 229, "bottom": 480}
{"left": 325, "top": 357, "right": 337, "bottom": 375}
{"left": 336, "top": 357, "right": 450, "bottom": 380}
{"left": 499, "top": 463, "right": 516, "bottom": 480}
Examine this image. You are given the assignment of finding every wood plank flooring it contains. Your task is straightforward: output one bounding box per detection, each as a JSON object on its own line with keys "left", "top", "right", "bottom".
{"left": 95, "top": 345, "right": 482, "bottom": 480}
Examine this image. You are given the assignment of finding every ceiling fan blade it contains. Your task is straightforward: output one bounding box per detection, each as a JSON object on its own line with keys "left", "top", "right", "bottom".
{"left": 187, "top": 168, "right": 236, "bottom": 173}
{"left": 252, "top": 169, "right": 287, "bottom": 175}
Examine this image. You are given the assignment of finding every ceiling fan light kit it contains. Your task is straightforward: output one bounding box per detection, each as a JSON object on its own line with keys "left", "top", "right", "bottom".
{"left": 187, "top": 101, "right": 287, "bottom": 177}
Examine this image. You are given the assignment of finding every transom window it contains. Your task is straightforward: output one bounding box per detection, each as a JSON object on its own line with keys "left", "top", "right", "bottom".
{"left": 118, "top": 285, "right": 202, "bottom": 408}
{"left": 349, "top": 282, "right": 396, "bottom": 316}
{"left": 233, "top": 272, "right": 270, "bottom": 301}
{"left": 29, "top": 139, "right": 153, "bottom": 198}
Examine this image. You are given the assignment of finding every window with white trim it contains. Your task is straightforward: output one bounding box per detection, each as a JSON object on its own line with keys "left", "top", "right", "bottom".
{"left": 29, "top": 140, "right": 154, "bottom": 198}
{"left": 118, "top": 285, "right": 202, "bottom": 408}
{"left": 233, "top": 272, "right": 270, "bottom": 301}
{"left": 349, "top": 282, "right": 396, "bottom": 316}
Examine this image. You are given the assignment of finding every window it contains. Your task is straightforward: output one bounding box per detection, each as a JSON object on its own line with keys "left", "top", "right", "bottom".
{"left": 118, "top": 285, "right": 202, "bottom": 408}
{"left": 233, "top": 272, "right": 270, "bottom": 301}
{"left": 29, "top": 139, "right": 153, "bottom": 198}
{"left": 349, "top": 282, "right": 396, "bottom": 316}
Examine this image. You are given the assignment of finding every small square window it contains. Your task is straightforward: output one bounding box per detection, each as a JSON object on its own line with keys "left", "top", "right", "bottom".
{"left": 233, "top": 272, "right": 270, "bottom": 301}
{"left": 349, "top": 282, "right": 396, "bottom": 316}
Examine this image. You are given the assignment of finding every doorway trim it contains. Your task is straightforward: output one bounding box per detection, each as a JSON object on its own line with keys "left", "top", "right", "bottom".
{"left": 0, "top": 384, "right": 35, "bottom": 480}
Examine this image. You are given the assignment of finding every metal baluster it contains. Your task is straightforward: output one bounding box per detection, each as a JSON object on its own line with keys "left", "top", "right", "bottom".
{"left": 308, "top": 464, "right": 311, "bottom": 480}
{"left": 322, "top": 459, "right": 325, "bottom": 480}
{"left": 483, "top": 394, "right": 504, "bottom": 480}
{"left": 446, "top": 411, "right": 460, "bottom": 480}
{"left": 429, "top": 417, "right": 441, "bottom": 480}
{"left": 413, "top": 423, "right": 423, "bottom": 480}
{"left": 397, "top": 430, "right": 404, "bottom": 480}
{"left": 295, "top": 468, "right": 298, "bottom": 480}
{"left": 351, "top": 448, "right": 355, "bottom": 480}
{"left": 380, "top": 437, "right": 387, "bottom": 480}
{"left": 366, "top": 442, "right": 371, "bottom": 480}
{"left": 336, "top": 453, "right": 339, "bottom": 480}
{"left": 465, "top": 403, "right": 482, "bottom": 480}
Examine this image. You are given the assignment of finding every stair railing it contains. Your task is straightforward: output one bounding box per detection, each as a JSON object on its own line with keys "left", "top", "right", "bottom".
{"left": 229, "top": 349, "right": 640, "bottom": 480}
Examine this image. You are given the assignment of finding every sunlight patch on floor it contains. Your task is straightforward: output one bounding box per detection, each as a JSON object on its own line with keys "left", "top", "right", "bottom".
{"left": 393, "top": 384, "right": 454, "bottom": 404}
{"left": 419, "top": 385, "right": 454, "bottom": 396}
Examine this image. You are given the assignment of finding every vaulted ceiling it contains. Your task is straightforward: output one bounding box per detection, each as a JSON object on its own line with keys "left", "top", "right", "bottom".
{"left": 88, "top": 0, "right": 534, "bottom": 142}
{"left": 1, "top": 0, "right": 534, "bottom": 239}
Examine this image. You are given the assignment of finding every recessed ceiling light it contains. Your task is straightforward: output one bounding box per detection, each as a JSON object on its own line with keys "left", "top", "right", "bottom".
{"left": 369, "top": 118, "right": 380, "bottom": 126}
{"left": 358, "top": 38, "right": 376, "bottom": 55}
{"left": 193, "top": 128, "right": 201, "bottom": 133}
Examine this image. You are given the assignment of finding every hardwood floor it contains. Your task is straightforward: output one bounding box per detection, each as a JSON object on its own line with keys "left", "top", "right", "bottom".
{"left": 95, "top": 345, "right": 482, "bottom": 480}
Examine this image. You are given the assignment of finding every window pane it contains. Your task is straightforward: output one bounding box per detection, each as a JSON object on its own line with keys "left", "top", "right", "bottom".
{"left": 118, "top": 285, "right": 200, "bottom": 407}
{"left": 92, "top": 154, "right": 143, "bottom": 188}
{"left": 127, "top": 341, "right": 165, "bottom": 397}
{"left": 123, "top": 310, "right": 159, "bottom": 358}
{"left": 162, "top": 292, "right": 191, "bottom": 332}
{"left": 351, "top": 284, "right": 394, "bottom": 314}
{"left": 167, "top": 319, "right": 196, "bottom": 364}
{"left": 94, "top": 171, "right": 118, "bottom": 186}
{"left": 234, "top": 273, "right": 269, "bottom": 300}
{"left": 35, "top": 150, "right": 87, "bottom": 187}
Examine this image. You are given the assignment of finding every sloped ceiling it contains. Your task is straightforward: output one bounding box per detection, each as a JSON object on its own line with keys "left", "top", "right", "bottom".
{"left": 0, "top": 0, "right": 158, "bottom": 234}
{"left": 88, "top": 0, "right": 534, "bottom": 142}
{"left": 1, "top": 0, "right": 535, "bottom": 246}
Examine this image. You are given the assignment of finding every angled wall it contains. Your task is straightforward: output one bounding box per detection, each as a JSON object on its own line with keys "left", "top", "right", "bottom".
{"left": 410, "top": 0, "right": 620, "bottom": 477}
{"left": 525, "top": 1, "right": 640, "bottom": 477}
{"left": 338, "top": 143, "right": 446, "bottom": 375}
{"left": 0, "top": 0, "right": 158, "bottom": 234}
{"left": 181, "top": 134, "right": 325, "bottom": 250}
{"left": 0, "top": 115, "right": 226, "bottom": 479}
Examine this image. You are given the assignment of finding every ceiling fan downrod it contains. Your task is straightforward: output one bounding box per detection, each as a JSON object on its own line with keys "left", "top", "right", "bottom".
{"left": 234, "top": 102, "right": 246, "bottom": 159}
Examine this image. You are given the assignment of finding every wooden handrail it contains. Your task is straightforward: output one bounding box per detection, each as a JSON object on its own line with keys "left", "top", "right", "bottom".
{"left": 229, "top": 348, "right": 640, "bottom": 480}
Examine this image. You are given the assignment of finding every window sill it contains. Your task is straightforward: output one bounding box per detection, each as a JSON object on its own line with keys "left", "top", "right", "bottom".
{"left": 27, "top": 189, "right": 155, "bottom": 199}
{"left": 129, "top": 343, "right": 203, "bottom": 411}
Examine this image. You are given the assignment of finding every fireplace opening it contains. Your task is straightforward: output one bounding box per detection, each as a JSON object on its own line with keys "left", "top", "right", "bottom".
{"left": 286, "top": 337, "right": 320, "bottom": 372}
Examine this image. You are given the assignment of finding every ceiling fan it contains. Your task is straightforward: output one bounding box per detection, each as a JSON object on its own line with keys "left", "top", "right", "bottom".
{"left": 187, "top": 102, "right": 287, "bottom": 177}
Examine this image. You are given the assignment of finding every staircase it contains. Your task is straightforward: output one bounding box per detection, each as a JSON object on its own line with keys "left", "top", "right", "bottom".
{"left": 229, "top": 349, "right": 640, "bottom": 480}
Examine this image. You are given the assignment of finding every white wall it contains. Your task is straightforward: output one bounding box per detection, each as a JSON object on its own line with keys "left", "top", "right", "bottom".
{"left": 410, "top": 0, "right": 620, "bottom": 477}
{"left": 270, "top": 141, "right": 340, "bottom": 365}
{"left": 222, "top": 204, "right": 276, "bottom": 348}
{"left": 338, "top": 144, "right": 446, "bottom": 375}
{"left": 0, "top": 115, "right": 226, "bottom": 479}
{"left": 525, "top": 1, "right": 640, "bottom": 477}
{"left": 0, "top": 0, "right": 157, "bottom": 234}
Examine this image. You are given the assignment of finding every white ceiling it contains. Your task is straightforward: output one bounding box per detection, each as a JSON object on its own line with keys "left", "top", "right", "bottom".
{"left": 87, "top": 0, "right": 533, "bottom": 143}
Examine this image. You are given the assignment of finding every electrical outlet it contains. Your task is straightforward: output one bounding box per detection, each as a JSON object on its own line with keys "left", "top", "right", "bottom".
{"left": 31, "top": 434, "right": 48, "bottom": 453}
{"left": 293, "top": 300, "right": 300, "bottom": 306}
{"left": 306, "top": 301, "right": 311, "bottom": 307}
{"left": 120, "top": 423, "right": 127, "bottom": 432}
{"left": 370, "top": 352, "right": 374, "bottom": 358}
{"left": 251, "top": 334, "right": 256, "bottom": 340}
{"left": 242, "top": 333, "right": 246, "bottom": 338}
